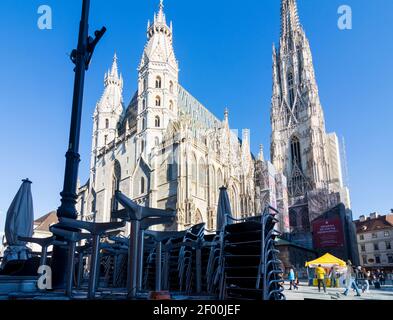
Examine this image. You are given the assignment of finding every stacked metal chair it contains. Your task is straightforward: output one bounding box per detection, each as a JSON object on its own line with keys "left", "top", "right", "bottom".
{"left": 217, "top": 206, "right": 285, "bottom": 300}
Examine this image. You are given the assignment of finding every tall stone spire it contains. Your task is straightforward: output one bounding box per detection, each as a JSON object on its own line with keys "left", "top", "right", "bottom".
{"left": 105, "top": 53, "right": 123, "bottom": 88}
{"left": 156, "top": 0, "right": 166, "bottom": 24}
{"left": 280, "top": 0, "right": 300, "bottom": 37}
{"left": 270, "top": 0, "right": 345, "bottom": 202}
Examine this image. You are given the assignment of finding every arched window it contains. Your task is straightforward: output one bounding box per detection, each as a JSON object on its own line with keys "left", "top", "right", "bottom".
{"left": 155, "top": 96, "right": 161, "bottom": 107}
{"left": 143, "top": 78, "right": 147, "bottom": 91}
{"left": 217, "top": 169, "right": 223, "bottom": 189}
{"left": 141, "top": 118, "right": 146, "bottom": 131}
{"left": 290, "top": 136, "right": 301, "bottom": 166}
{"left": 155, "top": 116, "right": 160, "bottom": 127}
{"left": 141, "top": 140, "right": 145, "bottom": 153}
{"left": 105, "top": 118, "right": 109, "bottom": 129}
{"left": 169, "top": 100, "right": 173, "bottom": 111}
{"left": 169, "top": 81, "right": 174, "bottom": 93}
{"left": 111, "top": 160, "right": 121, "bottom": 211}
{"left": 155, "top": 76, "right": 162, "bottom": 88}
{"left": 155, "top": 137, "right": 160, "bottom": 146}
{"left": 199, "top": 158, "right": 207, "bottom": 199}
{"left": 191, "top": 153, "right": 197, "bottom": 196}
{"left": 140, "top": 177, "right": 145, "bottom": 194}
{"left": 211, "top": 166, "right": 216, "bottom": 204}
{"left": 288, "top": 72, "right": 295, "bottom": 107}
{"left": 142, "top": 99, "right": 146, "bottom": 110}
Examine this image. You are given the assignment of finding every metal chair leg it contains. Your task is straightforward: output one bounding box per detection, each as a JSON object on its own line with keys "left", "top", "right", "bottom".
{"left": 88, "top": 235, "right": 101, "bottom": 299}
{"left": 66, "top": 241, "right": 76, "bottom": 298}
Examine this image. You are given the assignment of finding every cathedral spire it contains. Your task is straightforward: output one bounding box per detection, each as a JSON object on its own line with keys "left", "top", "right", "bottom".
{"left": 110, "top": 53, "right": 119, "bottom": 77}
{"left": 259, "top": 144, "right": 264, "bottom": 161}
{"left": 156, "top": 0, "right": 166, "bottom": 25}
{"left": 280, "top": 0, "right": 300, "bottom": 38}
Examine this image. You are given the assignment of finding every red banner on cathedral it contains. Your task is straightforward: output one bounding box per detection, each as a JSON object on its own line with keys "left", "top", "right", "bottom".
{"left": 312, "top": 218, "right": 344, "bottom": 248}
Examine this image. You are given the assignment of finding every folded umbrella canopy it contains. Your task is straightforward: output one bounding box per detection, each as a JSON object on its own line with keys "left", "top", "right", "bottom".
{"left": 216, "top": 186, "right": 233, "bottom": 231}
{"left": 2, "top": 179, "right": 34, "bottom": 266}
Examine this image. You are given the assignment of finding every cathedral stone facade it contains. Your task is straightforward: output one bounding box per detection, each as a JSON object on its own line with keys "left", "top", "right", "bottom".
{"left": 77, "top": 0, "right": 351, "bottom": 243}
{"left": 77, "top": 1, "right": 267, "bottom": 232}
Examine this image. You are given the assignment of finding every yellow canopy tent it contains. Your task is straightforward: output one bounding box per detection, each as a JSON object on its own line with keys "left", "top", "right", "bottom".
{"left": 305, "top": 253, "right": 346, "bottom": 268}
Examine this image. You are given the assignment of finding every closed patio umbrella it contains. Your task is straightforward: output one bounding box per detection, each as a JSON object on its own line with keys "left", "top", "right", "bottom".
{"left": 216, "top": 186, "right": 233, "bottom": 231}
{"left": 1, "top": 179, "right": 34, "bottom": 267}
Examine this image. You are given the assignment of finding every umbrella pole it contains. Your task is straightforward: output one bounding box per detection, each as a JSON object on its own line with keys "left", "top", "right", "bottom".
{"left": 51, "top": 0, "right": 106, "bottom": 288}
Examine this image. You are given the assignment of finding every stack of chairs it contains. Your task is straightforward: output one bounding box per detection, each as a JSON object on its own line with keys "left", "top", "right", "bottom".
{"left": 217, "top": 207, "right": 285, "bottom": 300}
{"left": 161, "top": 223, "right": 205, "bottom": 294}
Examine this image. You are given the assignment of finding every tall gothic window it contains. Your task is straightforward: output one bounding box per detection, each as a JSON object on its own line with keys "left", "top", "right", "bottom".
{"left": 105, "top": 118, "right": 109, "bottom": 129}
{"left": 155, "top": 76, "right": 162, "bottom": 88}
{"left": 142, "top": 99, "right": 146, "bottom": 110}
{"left": 288, "top": 72, "right": 295, "bottom": 107}
{"left": 199, "top": 158, "right": 207, "bottom": 200}
{"left": 169, "top": 100, "right": 173, "bottom": 111}
{"left": 191, "top": 153, "right": 197, "bottom": 196}
{"left": 290, "top": 136, "right": 301, "bottom": 166}
{"left": 111, "top": 160, "right": 121, "bottom": 212}
{"left": 155, "top": 136, "right": 160, "bottom": 146}
{"left": 169, "top": 81, "right": 174, "bottom": 93}
{"left": 155, "top": 96, "right": 161, "bottom": 107}
{"left": 142, "top": 118, "right": 146, "bottom": 131}
{"left": 143, "top": 78, "right": 147, "bottom": 91}
{"left": 155, "top": 116, "right": 160, "bottom": 127}
{"left": 141, "top": 139, "right": 145, "bottom": 153}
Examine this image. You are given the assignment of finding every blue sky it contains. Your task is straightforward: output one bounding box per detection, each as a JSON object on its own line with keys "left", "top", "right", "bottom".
{"left": 0, "top": 0, "right": 392, "bottom": 229}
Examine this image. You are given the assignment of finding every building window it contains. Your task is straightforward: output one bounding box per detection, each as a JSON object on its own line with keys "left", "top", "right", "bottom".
{"left": 141, "top": 140, "right": 145, "bottom": 153}
{"left": 388, "top": 255, "right": 393, "bottom": 264}
{"left": 155, "top": 76, "right": 162, "bottom": 88}
{"left": 191, "top": 153, "right": 197, "bottom": 196}
{"left": 140, "top": 177, "right": 145, "bottom": 194}
{"left": 375, "top": 255, "right": 381, "bottom": 264}
{"left": 372, "top": 233, "right": 377, "bottom": 239}
{"left": 290, "top": 136, "right": 301, "bottom": 166}
{"left": 142, "top": 99, "right": 146, "bottom": 110}
{"left": 287, "top": 72, "right": 295, "bottom": 107}
{"left": 155, "top": 96, "right": 161, "bottom": 107}
{"left": 143, "top": 78, "right": 147, "bottom": 91}
{"left": 386, "top": 241, "right": 392, "bottom": 250}
{"left": 104, "top": 135, "right": 108, "bottom": 145}
{"left": 169, "top": 81, "right": 174, "bottom": 93}
{"left": 359, "top": 234, "right": 364, "bottom": 240}
{"left": 105, "top": 118, "right": 109, "bottom": 129}
{"left": 141, "top": 118, "right": 146, "bottom": 131}
{"left": 155, "top": 116, "right": 160, "bottom": 127}
{"left": 360, "top": 245, "right": 366, "bottom": 252}
{"left": 362, "top": 255, "right": 367, "bottom": 265}
{"left": 155, "top": 137, "right": 160, "bottom": 146}
{"left": 374, "top": 243, "right": 379, "bottom": 251}
{"left": 384, "top": 231, "right": 390, "bottom": 237}
{"left": 169, "top": 100, "right": 173, "bottom": 111}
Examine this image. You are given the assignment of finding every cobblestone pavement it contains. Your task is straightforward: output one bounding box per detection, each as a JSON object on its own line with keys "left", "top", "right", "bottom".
{"left": 284, "top": 282, "right": 393, "bottom": 300}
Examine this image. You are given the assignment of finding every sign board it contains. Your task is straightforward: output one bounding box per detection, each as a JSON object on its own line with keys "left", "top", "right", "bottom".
{"left": 312, "top": 218, "right": 344, "bottom": 248}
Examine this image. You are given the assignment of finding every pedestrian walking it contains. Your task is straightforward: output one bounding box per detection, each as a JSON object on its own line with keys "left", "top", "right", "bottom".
{"left": 315, "top": 264, "right": 327, "bottom": 293}
{"left": 379, "top": 270, "right": 386, "bottom": 286}
{"left": 362, "top": 267, "right": 370, "bottom": 293}
{"left": 288, "top": 267, "right": 295, "bottom": 290}
{"left": 343, "top": 260, "right": 361, "bottom": 297}
{"left": 294, "top": 270, "right": 299, "bottom": 290}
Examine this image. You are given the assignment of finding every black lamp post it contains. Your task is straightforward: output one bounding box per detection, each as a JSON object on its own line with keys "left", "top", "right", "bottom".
{"left": 51, "top": 0, "right": 106, "bottom": 287}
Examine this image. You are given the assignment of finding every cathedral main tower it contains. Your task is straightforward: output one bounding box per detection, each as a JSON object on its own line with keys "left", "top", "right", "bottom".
{"left": 270, "top": 0, "right": 348, "bottom": 207}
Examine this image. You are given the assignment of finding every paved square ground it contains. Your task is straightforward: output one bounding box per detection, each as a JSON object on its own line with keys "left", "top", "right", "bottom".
{"left": 284, "top": 281, "right": 393, "bottom": 300}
